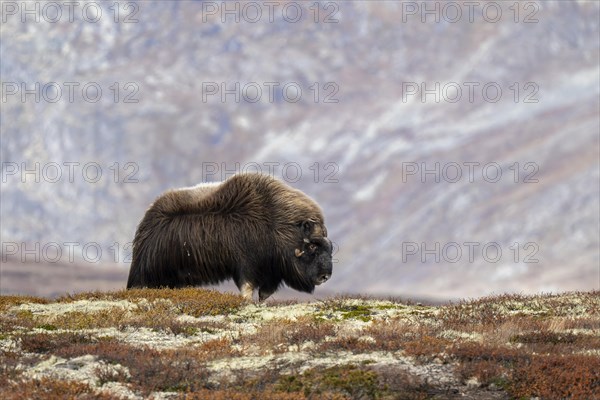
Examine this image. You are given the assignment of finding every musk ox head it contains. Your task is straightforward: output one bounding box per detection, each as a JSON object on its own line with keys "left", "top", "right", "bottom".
{"left": 287, "top": 219, "right": 333, "bottom": 292}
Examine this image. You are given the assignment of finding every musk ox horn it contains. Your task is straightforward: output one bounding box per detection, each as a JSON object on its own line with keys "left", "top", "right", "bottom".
{"left": 126, "top": 172, "right": 333, "bottom": 301}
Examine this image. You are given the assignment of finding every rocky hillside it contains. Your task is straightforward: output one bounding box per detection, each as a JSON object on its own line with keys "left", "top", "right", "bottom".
{"left": 2, "top": 1, "right": 599, "bottom": 300}
{"left": 1, "top": 289, "right": 598, "bottom": 399}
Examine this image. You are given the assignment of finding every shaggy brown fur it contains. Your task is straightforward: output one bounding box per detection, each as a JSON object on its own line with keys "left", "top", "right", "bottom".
{"left": 126, "top": 173, "right": 333, "bottom": 300}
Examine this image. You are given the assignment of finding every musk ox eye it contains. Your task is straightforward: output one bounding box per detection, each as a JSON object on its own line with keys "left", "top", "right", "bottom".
{"left": 301, "top": 221, "right": 313, "bottom": 236}
{"left": 308, "top": 243, "right": 318, "bottom": 252}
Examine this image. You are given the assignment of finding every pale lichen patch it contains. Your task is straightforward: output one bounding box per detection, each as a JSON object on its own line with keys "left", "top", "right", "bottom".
{"left": 15, "top": 300, "right": 138, "bottom": 316}
{"left": 440, "top": 330, "right": 484, "bottom": 342}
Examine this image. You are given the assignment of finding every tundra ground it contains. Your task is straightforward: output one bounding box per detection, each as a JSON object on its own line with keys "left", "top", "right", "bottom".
{"left": 0, "top": 289, "right": 598, "bottom": 399}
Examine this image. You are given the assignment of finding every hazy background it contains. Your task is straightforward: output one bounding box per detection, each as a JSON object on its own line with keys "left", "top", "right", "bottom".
{"left": 1, "top": 0, "right": 599, "bottom": 301}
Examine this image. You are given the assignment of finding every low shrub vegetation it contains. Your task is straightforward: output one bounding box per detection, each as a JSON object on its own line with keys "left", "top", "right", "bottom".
{"left": 0, "top": 289, "right": 597, "bottom": 398}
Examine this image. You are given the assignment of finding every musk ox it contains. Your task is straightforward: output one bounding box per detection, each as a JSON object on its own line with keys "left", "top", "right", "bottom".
{"left": 126, "top": 173, "right": 333, "bottom": 301}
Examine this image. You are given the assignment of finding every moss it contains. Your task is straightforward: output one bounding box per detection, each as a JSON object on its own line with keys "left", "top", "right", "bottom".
{"left": 36, "top": 324, "right": 57, "bottom": 331}
{"left": 340, "top": 305, "right": 373, "bottom": 322}
{"left": 276, "top": 364, "right": 379, "bottom": 398}
{"left": 321, "top": 366, "right": 378, "bottom": 398}
{"left": 374, "top": 304, "right": 396, "bottom": 310}
{"left": 313, "top": 311, "right": 339, "bottom": 322}
{"left": 171, "top": 325, "right": 198, "bottom": 337}
{"left": 490, "top": 376, "right": 511, "bottom": 391}
{"left": 276, "top": 375, "right": 304, "bottom": 393}
{"left": 317, "top": 301, "right": 374, "bottom": 322}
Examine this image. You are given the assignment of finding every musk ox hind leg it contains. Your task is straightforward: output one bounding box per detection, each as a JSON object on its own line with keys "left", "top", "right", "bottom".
{"left": 240, "top": 281, "right": 255, "bottom": 301}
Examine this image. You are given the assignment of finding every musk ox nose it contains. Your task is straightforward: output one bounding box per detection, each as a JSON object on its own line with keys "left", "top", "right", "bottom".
{"left": 319, "top": 273, "right": 331, "bottom": 283}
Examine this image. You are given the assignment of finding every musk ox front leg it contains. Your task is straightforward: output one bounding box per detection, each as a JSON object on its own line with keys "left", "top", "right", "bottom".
{"left": 258, "top": 286, "right": 277, "bottom": 302}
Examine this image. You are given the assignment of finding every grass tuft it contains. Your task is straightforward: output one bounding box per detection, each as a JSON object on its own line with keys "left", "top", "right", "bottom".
{"left": 57, "top": 287, "right": 245, "bottom": 316}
